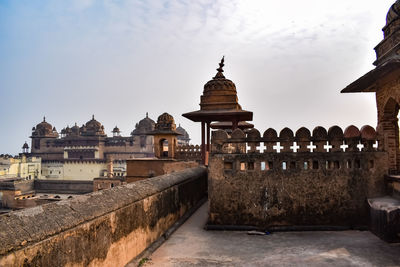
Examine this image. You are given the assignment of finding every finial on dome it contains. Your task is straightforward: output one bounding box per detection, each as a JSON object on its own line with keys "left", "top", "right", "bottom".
{"left": 214, "top": 56, "right": 225, "bottom": 79}
{"left": 146, "top": 112, "right": 148, "bottom": 118}
{"left": 43, "top": 116, "right": 46, "bottom": 122}
{"left": 92, "top": 114, "right": 95, "bottom": 120}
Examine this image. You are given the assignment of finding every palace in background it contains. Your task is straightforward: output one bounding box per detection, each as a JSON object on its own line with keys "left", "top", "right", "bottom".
{"left": 24, "top": 113, "right": 190, "bottom": 180}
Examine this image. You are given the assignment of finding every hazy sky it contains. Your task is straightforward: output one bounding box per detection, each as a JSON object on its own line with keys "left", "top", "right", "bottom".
{"left": 0, "top": 0, "right": 396, "bottom": 155}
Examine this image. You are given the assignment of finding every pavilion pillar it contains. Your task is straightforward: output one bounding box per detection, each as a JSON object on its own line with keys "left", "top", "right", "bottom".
{"left": 201, "top": 121, "right": 206, "bottom": 164}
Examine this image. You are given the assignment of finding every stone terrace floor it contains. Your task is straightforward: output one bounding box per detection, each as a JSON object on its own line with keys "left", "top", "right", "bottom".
{"left": 139, "top": 203, "right": 400, "bottom": 267}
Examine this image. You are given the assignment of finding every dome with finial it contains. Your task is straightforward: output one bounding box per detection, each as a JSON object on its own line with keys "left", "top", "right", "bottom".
{"left": 200, "top": 56, "right": 242, "bottom": 111}
{"left": 71, "top": 123, "right": 80, "bottom": 135}
{"left": 65, "top": 125, "right": 72, "bottom": 135}
{"left": 176, "top": 124, "right": 190, "bottom": 144}
{"left": 156, "top": 113, "right": 176, "bottom": 131}
{"left": 32, "top": 116, "right": 58, "bottom": 137}
{"left": 131, "top": 112, "right": 155, "bottom": 135}
{"left": 81, "top": 115, "right": 105, "bottom": 136}
{"left": 112, "top": 126, "right": 120, "bottom": 133}
{"left": 22, "top": 142, "right": 29, "bottom": 149}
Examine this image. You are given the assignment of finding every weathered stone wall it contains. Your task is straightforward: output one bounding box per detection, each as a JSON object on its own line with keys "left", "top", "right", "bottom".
{"left": 0, "top": 167, "right": 207, "bottom": 267}
{"left": 126, "top": 159, "right": 198, "bottom": 182}
{"left": 209, "top": 126, "right": 388, "bottom": 228}
{"left": 375, "top": 69, "right": 400, "bottom": 172}
{"left": 34, "top": 179, "right": 93, "bottom": 194}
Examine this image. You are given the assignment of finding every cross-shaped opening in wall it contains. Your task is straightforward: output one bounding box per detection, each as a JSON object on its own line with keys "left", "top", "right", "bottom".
{"left": 324, "top": 141, "right": 333, "bottom": 152}
{"left": 307, "top": 142, "right": 317, "bottom": 152}
{"left": 273, "top": 142, "right": 284, "bottom": 153}
{"left": 357, "top": 142, "right": 365, "bottom": 151}
{"left": 246, "top": 143, "right": 252, "bottom": 153}
{"left": 290, "top": 142, "right": 300, "bottom": 152}
{"left": 340, "top": 142, "right": 349, "bottom": 152}
{"left": 226, "top": 143, "right": 235, "bottom": 154}
{"left": 373, "top": 140, "right": 379, "bottom": 149}
{"left": 256, "top": 142, "right": 266, "bottom": 153}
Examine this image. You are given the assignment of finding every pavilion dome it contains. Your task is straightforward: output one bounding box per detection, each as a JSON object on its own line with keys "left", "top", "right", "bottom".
{"left": 200, "top": 57, "right": 242, "bottom": 111}
{"left": 131, "top": 112, "right": 155, "bottom": 135}
{"left": 112, "top": 126, "right": 120, "bottom": 133}
{"left": 386, "top": 0, "right": 400, "bottom": 26}
{"left": 156, "top": 113, "right": 176, "bottom": 131}
{"left": 22, "top": 142, "right": 29, "bottom": 149}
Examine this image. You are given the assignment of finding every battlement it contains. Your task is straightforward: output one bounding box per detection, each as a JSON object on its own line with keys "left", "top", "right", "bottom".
{"left": 176, "top": 145, "right": 202, "bottom": 162}
{"left": 208, "top": 125, "right": 388, "bottom": 228}
{"left": 212, "top": 125, "right": 379, "bottom": 154}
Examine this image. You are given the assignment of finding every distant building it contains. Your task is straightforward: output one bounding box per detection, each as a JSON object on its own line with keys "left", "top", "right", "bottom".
{"left": 176, "top": 124, "right": 191, "bottom": 146}
{"left": 27, "top": 114, "right": 191, "bottom": 181}
{"left": 31, "top": 115, "right": 155, "bottom": 161}
{"left": 0, "top": 155, "right": 41, "bottom": 180}
{"left": 29, "top": 114, "right": 156, "bottom": 180}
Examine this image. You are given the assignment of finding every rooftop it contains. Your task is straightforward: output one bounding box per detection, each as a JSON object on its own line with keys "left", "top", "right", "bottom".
{"left": 135, "top": 203, "right": 400, "bottom": 267}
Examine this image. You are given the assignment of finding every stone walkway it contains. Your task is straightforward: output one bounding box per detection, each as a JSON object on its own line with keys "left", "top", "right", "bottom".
{"left": 143, "top": 203, "right": 400, "bottom": 267}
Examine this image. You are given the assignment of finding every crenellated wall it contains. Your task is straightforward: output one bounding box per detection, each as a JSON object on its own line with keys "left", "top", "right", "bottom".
{"left": 176, "top": 145, "right": 202, "bottom": 162}
{"left": 208, "top": 125, "right": 388, "bottom": 228}
{"left": 0, "top": 167, "right": 207, "bottom": 267}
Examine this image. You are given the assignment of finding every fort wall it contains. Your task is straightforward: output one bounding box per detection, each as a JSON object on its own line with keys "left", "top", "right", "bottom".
{"left": 208, "top": 126, "right": 388, "bottom": 228}
{"left": 0, "top": 167, "right": 207, "bottom": 267}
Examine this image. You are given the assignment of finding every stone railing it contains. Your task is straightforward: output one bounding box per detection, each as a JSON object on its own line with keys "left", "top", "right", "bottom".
{"left": 0, "top": 167, "right": 207, "bottom": 267}
{"left": 208, "top": 125, "right": 388, "bottom": 228}
{"left": 212, "top": 125, "right": 380, "bottom": 155}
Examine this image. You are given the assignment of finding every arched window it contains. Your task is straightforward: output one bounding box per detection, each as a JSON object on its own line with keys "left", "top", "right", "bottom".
{"left": 382, "top": 97, "right": 400, "bottom": 172}
{"left": 160, "top": 139, "right": 169, "bottom": 157}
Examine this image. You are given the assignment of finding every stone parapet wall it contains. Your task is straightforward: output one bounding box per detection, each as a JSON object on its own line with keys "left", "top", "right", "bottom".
{"left": 0, "top": 167, "right": 207, "bottom": 267}
{"left": 208, "top": 126, "right": 388, "bottom": 228}
{"left": 176, "top": 145, "right": 202, "bottom": 162}
{"left": 34, "top": 179, "right": 93, "bottom": 194}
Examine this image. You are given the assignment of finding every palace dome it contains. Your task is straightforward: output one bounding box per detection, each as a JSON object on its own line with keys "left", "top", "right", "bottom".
{"left": 71, "top": 123, "right": 80, "bottom": 135}
{"left": 131, "top": 113, "right": 155, "bottom": 135}
{"left": 176, "top": 124, "right": 190, "bottom": 144}
{"left": 81, "top": 115, "right": 105, "bottom": 136}
{"left": 176, "top": 124, "right": 189, "bottom": 139}
{"left": 32, "top": 117, "right": 56, "bottom": 137}
{"left": 386, "top": 0, "right": 400, "bottom": 26}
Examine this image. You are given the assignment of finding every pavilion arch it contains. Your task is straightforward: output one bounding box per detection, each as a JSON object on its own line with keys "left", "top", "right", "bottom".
{"left": 380, "top": 97, "right": 400, "bottom": 172}
{"left": 159, "top": 138, "right": 169, "bottom": 158}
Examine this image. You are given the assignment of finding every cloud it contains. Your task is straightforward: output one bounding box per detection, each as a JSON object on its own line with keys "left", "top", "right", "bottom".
{"left": 0, "top": 0, "right": 396, "bottom": 154}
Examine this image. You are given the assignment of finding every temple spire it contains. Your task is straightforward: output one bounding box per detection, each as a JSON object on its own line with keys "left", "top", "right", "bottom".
{"left": 92, "top": 114, "right": 95, "bottom": 120}
{"left": 146, "top": 112, "right": 149, "bottom": 118}
{"left": 43, "top": 116, "right": 46, "bottom": 122}
{"left": 214, "top": 56, "right": 225, "bottom": 79}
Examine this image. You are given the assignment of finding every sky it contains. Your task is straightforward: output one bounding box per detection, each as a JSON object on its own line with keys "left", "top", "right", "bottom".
{"left": 0, "top": 0, "right": 396, "bottom": 155}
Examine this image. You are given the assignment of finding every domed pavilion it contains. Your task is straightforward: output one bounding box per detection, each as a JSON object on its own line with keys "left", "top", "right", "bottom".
{"left": 182, "top": 57, "right": 253, "bottom": 164}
